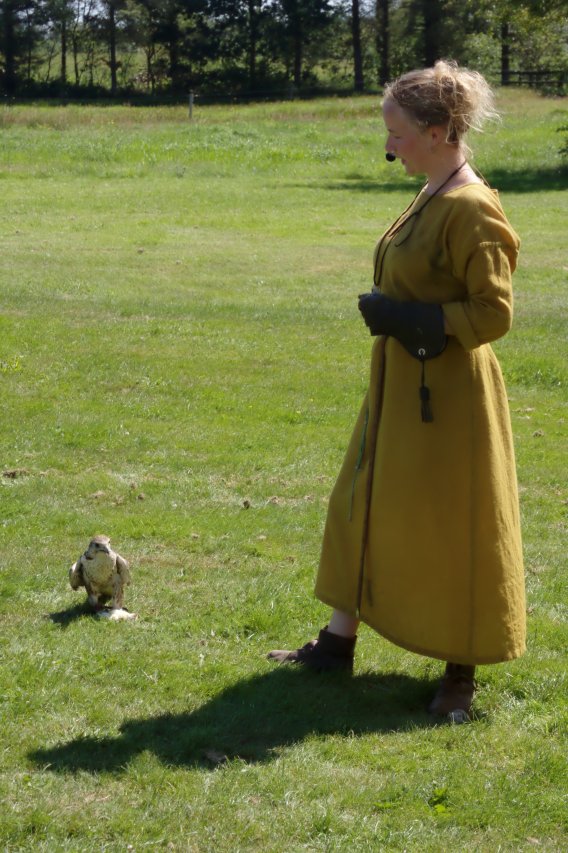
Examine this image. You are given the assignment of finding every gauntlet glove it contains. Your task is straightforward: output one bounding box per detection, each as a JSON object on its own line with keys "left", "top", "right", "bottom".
{"left": 357, "top": 291, "right": 447, "bottom": 360}
{"left": 358, "top": 291, "right": 448, "bottom": 423}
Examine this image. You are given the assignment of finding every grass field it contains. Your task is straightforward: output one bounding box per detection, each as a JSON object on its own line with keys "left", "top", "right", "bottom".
{"left": 0, "top": 89, "right": 567, "bottom": 851}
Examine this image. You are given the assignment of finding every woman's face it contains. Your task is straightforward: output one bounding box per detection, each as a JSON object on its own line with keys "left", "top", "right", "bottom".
{"left": 382, "top": 98, "right": 431, "bottom": 176}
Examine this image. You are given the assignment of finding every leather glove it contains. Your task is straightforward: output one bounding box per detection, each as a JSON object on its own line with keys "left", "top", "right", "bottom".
{"left": 358, "top": 291, "right": 447, "bottom": 360}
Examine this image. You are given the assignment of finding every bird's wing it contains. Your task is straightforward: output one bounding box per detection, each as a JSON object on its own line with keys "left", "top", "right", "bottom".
{"left": 69, "top": 560, "right": 85, "bottom": 589}
{"left": 115, "top": 554, "right": 131, "bottom": 585}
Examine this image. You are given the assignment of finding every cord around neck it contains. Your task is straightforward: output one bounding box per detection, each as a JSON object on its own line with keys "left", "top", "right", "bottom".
{"left": 424, "top": 160, "right": 468, "bottom": 197}
{"left": 373, "top": 161, "right": 468, "bottom": 288}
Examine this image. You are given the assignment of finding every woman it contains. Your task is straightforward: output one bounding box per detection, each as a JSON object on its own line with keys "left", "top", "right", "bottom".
{"left": 268, "top": 61, "right": 526, "bottom": 720}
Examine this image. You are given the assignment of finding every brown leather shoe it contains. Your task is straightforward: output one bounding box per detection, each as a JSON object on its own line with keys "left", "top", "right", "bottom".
{"left": 267, "top": 627, "right": 356, "bottom": 672}
{"left": 428, "top": 663, "right": 476, "bottom": 718}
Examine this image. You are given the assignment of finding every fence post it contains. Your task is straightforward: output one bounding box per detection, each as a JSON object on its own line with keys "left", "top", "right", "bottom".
{"left": 189, "top": 91, "right": 194, "bottom": 120}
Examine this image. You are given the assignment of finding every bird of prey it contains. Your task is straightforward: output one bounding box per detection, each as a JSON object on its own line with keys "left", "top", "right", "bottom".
{"left": 69, "top": 535, "right": 133, "bottom": 617}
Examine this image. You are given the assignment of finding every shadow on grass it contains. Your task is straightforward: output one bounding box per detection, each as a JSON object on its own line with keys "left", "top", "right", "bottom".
{"left": 30, "top": 667, "right": 437, "bottom": 772}
{"left": 47, "top": 602, "right": 97, "bottom": 627}
{"left": 298, "top": 165, "right": 568, "bottom": 194}
{"left": 486, "top": 165, "right": 568, "bottom": 193}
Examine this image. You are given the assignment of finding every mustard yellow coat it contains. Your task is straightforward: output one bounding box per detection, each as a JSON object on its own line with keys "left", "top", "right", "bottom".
{"left": 315, "top": 184, "right": 526, "bottom": 665}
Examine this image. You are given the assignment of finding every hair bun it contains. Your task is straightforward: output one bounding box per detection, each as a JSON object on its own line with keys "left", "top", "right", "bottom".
{"left": 384, "top": 60, "right": 499, "bottom": 151}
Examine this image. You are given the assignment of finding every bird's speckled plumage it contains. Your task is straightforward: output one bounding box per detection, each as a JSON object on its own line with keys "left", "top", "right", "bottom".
{"left": 69, "top": 535, "right": 131, "bottom": 611}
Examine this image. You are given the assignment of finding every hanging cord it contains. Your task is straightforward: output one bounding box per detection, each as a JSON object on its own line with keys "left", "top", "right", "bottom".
{"left": 373, "top": 161, "right": 467, "bottom": 287}
{"left": 356, "top": 337, "right": 387, "bottom": 614}
{"left": 419, "top": 352, "right": 433, "bottom": 423}
{"left": 372, "top": 190, "right": 422, "bottom": 287}
{"left": 349, "top": 406, "right": 369, "bottom": 521}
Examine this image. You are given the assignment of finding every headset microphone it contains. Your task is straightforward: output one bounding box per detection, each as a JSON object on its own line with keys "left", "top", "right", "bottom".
{"left": 385, "top": 153, "right": 396, "bottom": 162}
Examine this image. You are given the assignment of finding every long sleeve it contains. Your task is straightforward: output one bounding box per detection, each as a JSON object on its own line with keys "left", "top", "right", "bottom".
{"left": 441, "top": 189, "right": 520, "bottom": 351}
{"left": 443, "top": 240, "right": 515, "bottom": 350}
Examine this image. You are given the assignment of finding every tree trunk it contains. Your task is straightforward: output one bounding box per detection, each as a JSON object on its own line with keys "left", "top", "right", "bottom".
{"left": 423, "top": 0, "right": 441, "bottom": 67}
{"left": 352, "top": 0, "right": 364, "bottom": 92}
{"left": 44, "top": 37, "right": 56, "bottom": 83}
{"left": 109, "top": 3, "right": 118, "bottom": 95}
{"left": 3, "top": 0, "right": 17, "bottom": 96}
{"left": 166, "top": 7, "right": 180, "bottom": 92}
{"left": 61, "top": 18, "right": 67, "bottom": 86}
{"left": 72, "top": 32, "right": 80, "bottom": 84}
{"left": 376, "top": 0, "right": 389, "bottom": 86}
{"left": 169, "top": 39, "right": 179, "bottom": 91}
{"left": 500, "top": 20, "right": 510, "bottom": 86}
{"left": 146, "top": 48, "right": 154, "bottom": 94}
{"left": 247, "top": 0, "right": 259, "bottom": 89}
{"left": 293, "top": 20, "right": 302, "bottom": 87}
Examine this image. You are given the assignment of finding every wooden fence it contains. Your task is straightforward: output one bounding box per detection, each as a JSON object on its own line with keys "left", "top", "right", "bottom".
{"left": 503, "top": 69, "right": 567, "bottom": 92}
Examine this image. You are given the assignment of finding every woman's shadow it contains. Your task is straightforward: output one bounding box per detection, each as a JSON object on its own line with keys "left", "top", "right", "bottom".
{"left": 30, "top": 666, "right": 437, "bottom": 773}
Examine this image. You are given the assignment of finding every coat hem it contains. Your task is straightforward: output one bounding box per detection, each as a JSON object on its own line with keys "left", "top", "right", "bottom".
{"left": 363, "top": 620, "right": 526, "bottom": 666}
{"left": 314, "top": 589, "right": 525, "bottom": 666}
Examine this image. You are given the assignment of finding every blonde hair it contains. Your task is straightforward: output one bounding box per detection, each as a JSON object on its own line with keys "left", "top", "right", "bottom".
{"left": 384, "top": 60, "right": 498, "bottom": 150}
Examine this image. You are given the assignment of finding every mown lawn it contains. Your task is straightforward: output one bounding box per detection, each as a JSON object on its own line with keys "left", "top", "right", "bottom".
{"left": 0, "top": 89, "right": 567, "bottom": 851}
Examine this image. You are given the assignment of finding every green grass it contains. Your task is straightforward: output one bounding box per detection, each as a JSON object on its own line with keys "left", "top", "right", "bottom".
{"left": 1, "top": 88, "right": 567, "bottom": 851}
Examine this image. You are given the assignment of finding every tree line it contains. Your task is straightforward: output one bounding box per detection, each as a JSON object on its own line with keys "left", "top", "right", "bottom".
{"left": 1, "top": 0, "right": 566, "bottom": 99}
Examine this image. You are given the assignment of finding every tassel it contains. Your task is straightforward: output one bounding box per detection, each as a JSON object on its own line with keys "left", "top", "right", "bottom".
{"left": 419, "top": 359, "right": 434, "bottom": 423}
{"left": 420, "top": 384, "right": 433, "bottom": 422}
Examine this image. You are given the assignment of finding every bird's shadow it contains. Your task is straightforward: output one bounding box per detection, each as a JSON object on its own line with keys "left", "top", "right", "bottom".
{"left": 46, "top": 602, "right": 97, "bottom": 627}
{"left": 30, "top": 667, "right": 439, "bottom": 774}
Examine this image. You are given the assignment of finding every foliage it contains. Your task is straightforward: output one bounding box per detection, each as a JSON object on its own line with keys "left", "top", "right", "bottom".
{"left": 507, "top": 6, "right": 568, "bottom": 73}
{"left": 1, "top": 0, "right": 567, "bottom": 96}
{"left": 0, "top": 89, "right": 567, "bottom": 851}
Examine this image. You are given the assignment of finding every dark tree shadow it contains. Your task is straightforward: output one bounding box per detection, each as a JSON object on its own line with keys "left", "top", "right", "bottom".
{"left": 474, "top": 166, "right": 568, "bottom": 193}
{"left": 30, "top": 667, "right": 439, "bottom": 773}
{"left": 294, "top": 165, "right": 568, "bottom": 195}
{"left": 47, "top": 602, "right": 97, "bottom": 627}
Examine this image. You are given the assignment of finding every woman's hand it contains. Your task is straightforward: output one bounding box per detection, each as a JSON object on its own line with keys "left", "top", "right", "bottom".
{"left": 357, "top": 291, "right": 447, "bottom": 359}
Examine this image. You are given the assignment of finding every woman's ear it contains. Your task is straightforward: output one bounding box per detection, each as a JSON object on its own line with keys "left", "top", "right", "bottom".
{"left": 428, "top": 124, "right": 447, "bottom": 149}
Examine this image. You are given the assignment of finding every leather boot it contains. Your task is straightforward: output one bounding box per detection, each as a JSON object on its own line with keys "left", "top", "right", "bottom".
{"left": 428, "top": 662, "right": 476, "bottom": 718}
{"left": 267, "top": 627, "right": 356, "bottom": 672}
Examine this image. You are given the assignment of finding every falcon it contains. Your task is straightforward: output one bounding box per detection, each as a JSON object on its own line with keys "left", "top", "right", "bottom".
{"left": 69, "top": 535, "right": 133, "bottom": 617}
